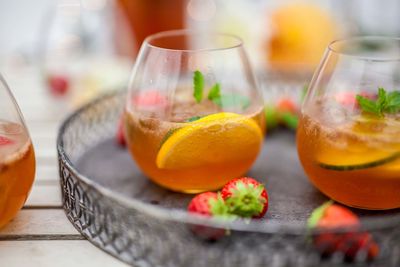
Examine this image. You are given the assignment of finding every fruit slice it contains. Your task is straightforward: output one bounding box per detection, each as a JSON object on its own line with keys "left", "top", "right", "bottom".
{"left": 156, "top": 112, "right": 263, "bottom": 169}
{"left": 0, "top": 136, "right": 13, "bottom": 146}
{"left": 318, "top": 149, "right": 400, "bottom": 171}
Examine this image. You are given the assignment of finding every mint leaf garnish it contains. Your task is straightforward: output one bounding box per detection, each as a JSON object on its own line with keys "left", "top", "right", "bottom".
{"left": 386, "top": 91, "right": 400, "bottom": 113}
{"left": 193, "top": 70, "right": 204, "bottom": 103}
{"left": 185, "top": 116, "right": 202, "bottom": 122}
{"left": 192, "top": 70, "right": 251, "bottom": 110}
{"left": 208, "top": 83, "right": 221, "bottom": 101}
{"left": 356, "top": 87, "right": 400, "bottom": 116}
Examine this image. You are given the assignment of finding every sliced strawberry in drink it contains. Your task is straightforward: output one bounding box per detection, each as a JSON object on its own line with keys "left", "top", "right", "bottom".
{"left": 335, "top": 91, "right": 376, "bottom": 108}
{"left": 132, "top": 90, "right": 168, "bottom": 107}
{"left": 0, "top": 136, "right": 13, "bottom": 145}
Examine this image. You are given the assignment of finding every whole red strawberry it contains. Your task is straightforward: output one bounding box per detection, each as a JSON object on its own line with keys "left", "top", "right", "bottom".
{"left": 0, "top": 136, "right": 13, "bottom": 146}
{"left": 188, "top": 192, "right": 228, "bottom": 217}
{"left": 308, "top": 201, "right": 379, "bottom": 262}
{"left": 115, "top": 115, "right": 126, "bottom": 147}
{"left": 221, "top": 177, "right": 268, "bottom": 218}
{"left": 187, "top": 192, "right": 231, "bottom": 240}
{"left": 47, "top": 75, "right": 70, "bottom": 96}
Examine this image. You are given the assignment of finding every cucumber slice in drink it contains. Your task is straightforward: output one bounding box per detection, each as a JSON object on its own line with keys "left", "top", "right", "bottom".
{"left": 318, "top": 152, "right": 400, "bottom": 171}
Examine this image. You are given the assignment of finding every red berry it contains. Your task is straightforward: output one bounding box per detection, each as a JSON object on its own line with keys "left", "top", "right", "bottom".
{"left": 221, "top": 177, "right": 268, "bottom": 218}
{"left": 308, "top": 202, "right": 379, "bottom": 262}
{"left": 47, "top": 75, "right": 70, "bottom": 96}
{"left": 0, "top": 136, "right": 13, "bottom": 145}
{"left": 115, "top": 116, "right": 126, "bottom": 147}
{"left": 132, "top": 90, "right": 168, "bottom": 108}
{"left": 276, "top": 98, "right": 298, "bottom": 114}
{"left": 188, "top": 192, "right": 221, "bottom": 216}
{"left": 336, "top": 91, "right": 376, "bottom": 108}
{"left": 187, "top": 192, "right": 228, "bottom": 240}
{"left": 317, "top": 204, "right": 359, "bottom": 228}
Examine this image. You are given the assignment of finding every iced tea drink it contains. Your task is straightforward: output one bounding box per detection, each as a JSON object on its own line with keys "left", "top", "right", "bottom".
{"left": 297, "top": 99, "right": 400, "bottom": 210}
{"left": 125, "top": 31, "right": 265, "bottom": 192}
{"left": 125, "top": 89, "right": 264, "bottom": 193}
{"left": 0, "top": 122, "right": 35, "bottom": 228}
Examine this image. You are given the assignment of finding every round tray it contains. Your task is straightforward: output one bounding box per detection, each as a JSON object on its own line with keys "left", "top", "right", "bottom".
{"left": 57, "top": 91, "right": 400, "bottom": 267}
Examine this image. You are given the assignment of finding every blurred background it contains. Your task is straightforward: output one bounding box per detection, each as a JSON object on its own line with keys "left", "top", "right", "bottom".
{"left": 1, "top": 0, "right": 399, "bottom": 113}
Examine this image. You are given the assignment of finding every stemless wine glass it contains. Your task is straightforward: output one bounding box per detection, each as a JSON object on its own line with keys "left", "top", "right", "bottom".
{"left": 0, "top": 74, "right": 35, "bottom": 228}
{"left": 124, "top": 30, "right": 265, "bottom": 193}
{"left": 298, "top": 37, "right": 400, "bottom": 210}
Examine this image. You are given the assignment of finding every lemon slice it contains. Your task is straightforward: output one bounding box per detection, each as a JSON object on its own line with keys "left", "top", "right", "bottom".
{"left": 156, "top": 112, "right": 263, "bottom": 170}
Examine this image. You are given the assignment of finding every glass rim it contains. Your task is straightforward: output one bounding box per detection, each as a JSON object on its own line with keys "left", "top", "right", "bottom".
{"left": 328, "top": 36, "right": 400, "bottom": 62}
{"left": 143, "top": 29, "right": 244, "bottom": 52}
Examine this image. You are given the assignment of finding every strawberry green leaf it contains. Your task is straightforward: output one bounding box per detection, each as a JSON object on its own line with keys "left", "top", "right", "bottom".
{"left": 193, "top": 70, "right": 204, "bottom": 103}
{"left": 208, "top": 83, "right": 221, "bottom": 101}
{"left": 209, "top": 193, "right": 236, "bottom": 220}
{"left": 307, "top": 200, "right": 334, "bottom": 229}
{"left": 280, "top": 112, "right": 299, "bottom": 130}
{"left": 225, "top": 182, "right": 265, "bottom": 218}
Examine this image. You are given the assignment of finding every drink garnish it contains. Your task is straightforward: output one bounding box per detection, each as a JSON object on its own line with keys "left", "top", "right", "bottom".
{"left": 318, "top": 151, "right": 400, "bottom": 171}
{"left": 185, "top": 116, "right": 202, "bottom": 122}
{"left": 0, "top": 136, "right": 13, "bottom": 146}
{"left": 193, "top": 70, "right": 250, "bottom": 109}
{"left": 193, "top": 70, "right": 205, "bottom": 103}
{"left": 356, "top": 87, "right": 400, "bottom": 116}
{"left": 207, "top": 83, "right": 221, "bottom": 101}
{"left": 156, "top": 112, "right": 262, "bottom": 169}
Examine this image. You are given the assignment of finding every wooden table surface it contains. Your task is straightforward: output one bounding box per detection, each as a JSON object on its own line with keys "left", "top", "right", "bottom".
{"left": 0, "top": 68, "right": 129, "bottom": 266}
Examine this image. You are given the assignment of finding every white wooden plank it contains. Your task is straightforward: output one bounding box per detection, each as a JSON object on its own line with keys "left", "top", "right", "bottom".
{"left": 0, "top": 209, "right": 77, "bottom": 237}
{"left": 35, "top": 155, "right": 58, "bottom": 167}
{"left": 27, "top": 122, "right": 59, "bottom": 139}
{"left": 25, "top": 184, "right": 62, "bottom": 208}
{"left": 0, "top": 241, "right": 129, "bottom": 267}
{"left": 35, "top": 164, "right": 59, "bottom": 182}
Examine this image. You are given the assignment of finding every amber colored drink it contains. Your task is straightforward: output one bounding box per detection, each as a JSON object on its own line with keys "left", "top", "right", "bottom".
{"left": 116, "top": 0, "right": 186, "bottom": 57}
{"left": 0, "top": 122, "right": 35, "bottom": 228}
{"left": 125, "top": 102, "right": 264, "bottom": 193}
{"left": 297, "top": 104, "right": 400, "bottom": 210}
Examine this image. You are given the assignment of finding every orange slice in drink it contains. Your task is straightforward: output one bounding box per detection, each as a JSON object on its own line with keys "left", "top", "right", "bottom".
{"left": 156, "top": 112, "right": 263, "bottom": 170}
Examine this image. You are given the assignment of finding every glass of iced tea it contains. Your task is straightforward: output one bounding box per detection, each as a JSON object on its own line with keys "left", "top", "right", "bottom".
{"left": 124, "top": 30, "right": 265, "bottom": 193}
{"left": 0, "top": 75, "right": 35, "bottom": 228}
{"left": 298, "top": 37, "right": 400, "bottom": 210}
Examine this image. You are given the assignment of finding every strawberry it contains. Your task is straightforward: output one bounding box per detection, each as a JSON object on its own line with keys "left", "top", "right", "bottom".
{"left": 277, "top": 98, "right": 298, "bottom": 114}
{"left": 115, "top": 115, "right": 126, "bottom": 147}
{"left": 132, "top": 90, "right": 168, "bottom": 108}
{"left": 308, "top": 201, "right": 379, "bottom": 262}
{"left": 47, "top": 75, "right": 70, "bottom": 96}
{"left": 188, "top": 192, "right": 229, "bottom": 217}
{"left": 0, "top": 136, "right": 13, "bottom": 145}
{"left": 335, "top": 91, "right": 376, "bottom": 108}
{"left": 187, "top": 192, "right": 231, "bottom": 240}
{"left": 221, "top": 177, "right": 268, "bottom": 218}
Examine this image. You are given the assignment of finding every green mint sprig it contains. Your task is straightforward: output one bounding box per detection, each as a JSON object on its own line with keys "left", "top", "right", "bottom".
{"left": 193, "top": 70, "right": 204, "bottom": 103}
{"left": 356, "top": 87, "right": 400, "bottom": 117}
{"left": 193, "top": 70, "right": 250, "bottom": 110}
{"left": 208, "top": 83, "right": 221, "bottom": 101}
